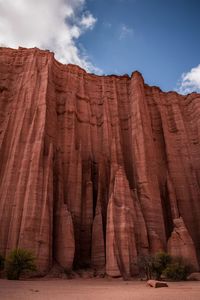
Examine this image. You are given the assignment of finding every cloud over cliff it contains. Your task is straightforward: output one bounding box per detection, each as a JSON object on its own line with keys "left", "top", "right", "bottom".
{"left": 0, "top": 0, "right": 99, "bottom": 72}
{"left": 178, "top": 64, "right": 200, "bottom": 94}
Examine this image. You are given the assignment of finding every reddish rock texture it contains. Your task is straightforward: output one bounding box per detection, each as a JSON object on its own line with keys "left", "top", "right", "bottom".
{"left": 167, "top": 217, "right": 199, "bottom": 270}
{"left": 0, "top": 47, "right": 200, "bottom": 277}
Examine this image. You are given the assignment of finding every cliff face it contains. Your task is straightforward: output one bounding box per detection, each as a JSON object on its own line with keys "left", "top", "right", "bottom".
{"left": 0, "top": 47, "right": 200, "bottom": 277}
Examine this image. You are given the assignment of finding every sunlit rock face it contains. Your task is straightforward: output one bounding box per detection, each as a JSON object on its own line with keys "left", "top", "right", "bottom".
{"left": 0, "top": 47, "right": 200, "bottom": 277}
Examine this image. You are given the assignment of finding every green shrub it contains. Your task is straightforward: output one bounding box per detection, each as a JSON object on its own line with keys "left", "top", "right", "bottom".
{"left": 137, "top": 255, "right": 155, "bottom": 279}
{"left": 138, "top": 252, "right": 192, "bottom": 281}
{"left": 0, "top": 254, "right": 5, "bottom": 271}
{"left": 163, "top": 257, "right": 191, "bottom": 281}
{"left": 5, "top": 248, "right": 37, "bottom": 280}
{"left": 152, "top": 251, "right": 172, "bottom": 280}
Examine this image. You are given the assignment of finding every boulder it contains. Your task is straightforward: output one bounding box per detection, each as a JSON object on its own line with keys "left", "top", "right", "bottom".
{"left": 147, "top": 280, "right": 168, "bottom": 288}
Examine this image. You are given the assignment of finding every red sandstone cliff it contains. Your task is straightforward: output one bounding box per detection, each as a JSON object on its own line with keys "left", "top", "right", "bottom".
{"left": 0, "top": 47, "right": 200, "bottom": 278}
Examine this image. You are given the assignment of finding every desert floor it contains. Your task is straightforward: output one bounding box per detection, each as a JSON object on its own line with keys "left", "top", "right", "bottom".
{"left": 0, "top": 278, "right": 200, "bottom": 300}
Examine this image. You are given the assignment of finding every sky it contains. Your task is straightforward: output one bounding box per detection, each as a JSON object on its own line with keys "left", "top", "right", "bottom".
{"left": 0, "top": 0, "right": 200, "bottom": 94}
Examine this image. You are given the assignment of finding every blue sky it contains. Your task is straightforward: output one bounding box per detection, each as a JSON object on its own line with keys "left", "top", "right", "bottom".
{"left": 80, "top": 0, "right": 200, "bottom": 92}
{"left": 0, "top": 0, "right": 200, "bottom": 93}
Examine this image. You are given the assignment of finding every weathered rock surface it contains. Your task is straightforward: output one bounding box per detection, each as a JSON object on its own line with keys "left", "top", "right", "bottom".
{"left": 167, "top": 218, "right": 199, "bottom": 270}
{"left": 106, "top": 167, "right": 138, "bottom": 278}
{"left": 0, "top": 47, "right": 200, "bottom": 277}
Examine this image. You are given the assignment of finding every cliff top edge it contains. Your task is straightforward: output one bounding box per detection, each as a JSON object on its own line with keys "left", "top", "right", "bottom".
{"left": 0, "top": 46, "right": 198, "bottom": 97}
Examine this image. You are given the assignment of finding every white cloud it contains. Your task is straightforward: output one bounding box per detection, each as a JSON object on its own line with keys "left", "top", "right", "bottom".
{"left": 0, "top": 0, "right": 100, "bottom": 73}
{"left": 178, "top": 65, "right": 200, "bottom": 94}
{"left": 119, "top": 24, "right": 133, "bottom": 40}
{"left": 80, "top": 11, "right": 96, "bottom": 29}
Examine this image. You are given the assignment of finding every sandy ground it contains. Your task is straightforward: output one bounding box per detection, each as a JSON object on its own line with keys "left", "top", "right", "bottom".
{"left": 0, "top": 278, "right": 200, "bottom": 300}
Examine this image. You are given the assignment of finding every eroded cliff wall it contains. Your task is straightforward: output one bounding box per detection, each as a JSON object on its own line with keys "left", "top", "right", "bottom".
{"left": 0, "top": 47, "right": 200, "bottom": 277}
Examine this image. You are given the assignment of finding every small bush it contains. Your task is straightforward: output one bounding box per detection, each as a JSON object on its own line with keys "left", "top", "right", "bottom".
{"left": 137, "top": 255, "right": 155, "bottom": 279}
{"left": 137, "top": 252, "right": 193, "bottom": 281}
{"left": 152, "top": 252, "right": 172, "bottom": 280}
{"left": 163, "top": 257, "right": 191, "bottom": 281}
{"left": 5, "top": 248, "right": 37, "bottom": 280}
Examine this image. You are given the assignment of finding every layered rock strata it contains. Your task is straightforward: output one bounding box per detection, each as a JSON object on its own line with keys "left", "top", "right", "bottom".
{"left": 0, "top": 47, "right": 200, "bottom": 278}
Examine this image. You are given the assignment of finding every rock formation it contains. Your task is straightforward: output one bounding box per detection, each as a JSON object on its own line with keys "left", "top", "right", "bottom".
{"left": 0, "top": 47, "right": 200, "bottom": 278}
{"left": 167, "top": 217, "right": 199, "bottom": 270}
